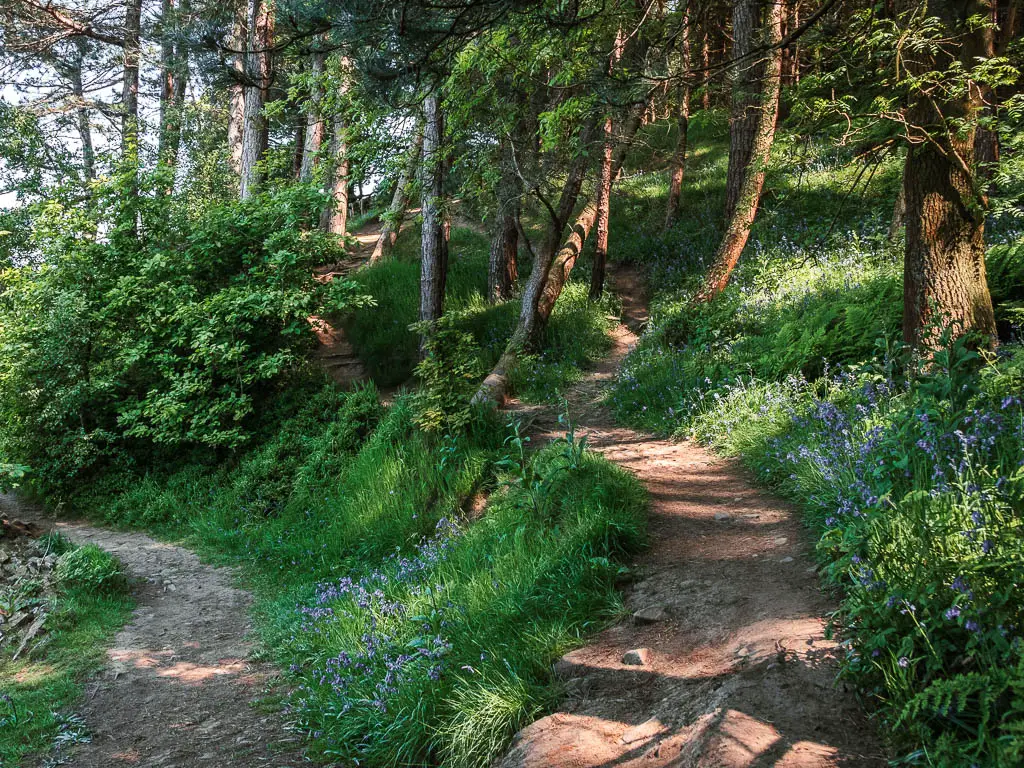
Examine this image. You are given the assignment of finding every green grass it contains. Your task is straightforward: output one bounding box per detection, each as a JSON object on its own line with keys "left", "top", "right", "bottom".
{"left": 0, "top": 539, "right": 133, "bottom": 766}
{"left": 345, "top": 222, "right": 618, "bottom": 401}
{"left": 69, "top": 384, "right": 647, "bottom": 767}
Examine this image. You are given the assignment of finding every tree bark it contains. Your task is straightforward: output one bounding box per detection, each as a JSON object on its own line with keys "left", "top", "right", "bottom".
{"left": 589, "top": 117, "right": 614, "bottom": 299}
{"left": 299, "top": 50, "right": 326, "bottom": 182}
{"left": 370, "top": 120, "right": 425, "bottom": 263}
{"left": 238, "top": 0, "right": 273, "bottom": 200}
{"left": 901, "top": 0, "right": 997, "bottom": 348}
{"left": 320, "top": 59, "right": 352, "bottom": 236}
{"left": 487, "top": 139, "right": 521, "bottom": 302}
{"left": 120, "top": 0, "right": 142, "bottom": 159}
{"left": 227, "top": 0, "right": 246, "bottom": 179}
{"left": 664, "top": 5, "right": 692, "bottom": 231}
{"left": 419, "top": 90, "right": 449, "bottom": 349}
{"left": 724, "top": 0, "right": 759, "bottom": 221}
{"left": 693, "top": 0, "right": 782, "bottom": 303}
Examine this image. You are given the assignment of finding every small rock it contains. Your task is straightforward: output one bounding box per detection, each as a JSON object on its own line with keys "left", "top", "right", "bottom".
{"left": 736, "top": 645, "right": 753, "bottom": 657}
{"left": 632, "top": 606, "right": 668, "bottom": 624}
{"left": 714, "top": 512, "right": 731, "bottom": 522}
{"left": 806, "top": 566, "right": 818, "bottom": 574}
{"left": 622, "top": 648, "right": 650, "bottom": 666}
{"left": 773, "top": 537, "right": 788, "bottom": 546}
{"left": 779, "top": 556, "right": 794, "bottom": 563}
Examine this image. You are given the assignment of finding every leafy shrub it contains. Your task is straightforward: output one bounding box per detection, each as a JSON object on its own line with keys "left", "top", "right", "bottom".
{"left": 0, "top": 179, "right": 368, "bottom": 491}
{"left": 55, "top": 544, "right": 127, "bottom": 594}
{"left": 412, "top": 314, "right": 484, "bottom": 434}
{"left": 0, "top": 463, "right": 28, "bottom": 492}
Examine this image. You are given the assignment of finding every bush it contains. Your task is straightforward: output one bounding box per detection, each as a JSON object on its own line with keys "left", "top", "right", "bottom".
{"left": 0, "top": 179, "right": 368, "bottom": 492}
{"left": 55, "top": 544, "right": 127, "bottom": 594}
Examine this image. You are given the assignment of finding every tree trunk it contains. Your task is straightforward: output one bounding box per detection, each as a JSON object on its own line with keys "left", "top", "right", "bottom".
{"left": 487, "top": 139, "right": 520, "bottom": 302}
{"left": 70, "top": 39, "right": 94, "bottom": 183}
{"left": 888, "top": 173, "right": 906, "bottom": 243}
{"left": 320, "top": 105, "right": 350, "bottom": 236}
{"left": 664, "top": 6, "right": 692, "bottom": 231}
{"left": 370, "top": 121, "right": 425, "bottom": 263}
{"left": 299, "top": 50, "right": 326, "bottom": 182}
{"left": 320, "top": 59, "right": 352, "bottom": 236}
{"left": 693, "top": 0, "right": 782, "bottom": 303}
{"left": 227, "top": 0, "right": 246, "bottom": 178}
{"left": 724, "top": 0, "right": 759, "bottom": 221}
{"left": 158, "top": 0, "right": 189, "bottom": 171}
{"left": 419, "top": 90, "right": 449, "bottom": 348}
{"left": 121, "top": 0, "right": 142, "bottom": 158}
{"left": 701, "top": 30, "right": 711, "bottom": 110}
{"left": 901, "top": 0, "right": 997, "bottom": 348}
{"left": 589, "top": 116, "right": 614, "bottom": 299}
{"left": 239, "top": 0, "right": 273, "bottom": 201}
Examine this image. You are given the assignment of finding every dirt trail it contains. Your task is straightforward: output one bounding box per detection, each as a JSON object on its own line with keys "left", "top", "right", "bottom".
{"left": 310, "top": 218, "right": 382, "bottom": 388}
{"left": 0, "top": 495, "right": 308, "bottom": 768}
{"left": 500, "top": 266, "right": 884, "bottom": 768}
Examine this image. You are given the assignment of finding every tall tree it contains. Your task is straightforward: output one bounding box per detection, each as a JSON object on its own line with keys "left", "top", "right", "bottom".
{"left": 487, "top": 137, "right": 521, "bottom": 302}
{"left": 723, "top": 0, "right": 759, "bottom": 221}
{"left": 227, "top": 0, "right": 247, "bottom": 178}
{"left": 419, "top": 89, "right": 449, "bottom": 347}
{"left": 694, "top": 0, "right": 782, "bottom": 302}
{"left": 663, "top": 4, "right": 692, "bottom": 230}
{"left": 900, "top": 0, "right": 997, "bottom": 347}
{"left": 238, "top": 0, "right": 274, "bottom": 200}
{"left": 321, "top": 58, "right": 352, "bottom": 236}
{"left": 299, "top": 49, "right": 327, "bottom": 182}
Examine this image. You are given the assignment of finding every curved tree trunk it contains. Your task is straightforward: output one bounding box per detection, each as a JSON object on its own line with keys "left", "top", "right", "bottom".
{"left": 418, "top": 90, "right": 449, "bottom": 353}
{"left": 693, "top": 0, "right": 782, "bottom": 303}
{"left": 371, "top": 121, "right": 425, "bottom": 263}
{"left": 901, "top": 0, "right": 996, "bottom": 348}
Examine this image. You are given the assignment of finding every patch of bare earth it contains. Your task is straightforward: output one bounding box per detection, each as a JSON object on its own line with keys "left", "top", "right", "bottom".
{"left": 1, "top": 495, "right": 308, "bottom": 768}
{"left": 499, "top": 266, "right": 885, "bottom": 768}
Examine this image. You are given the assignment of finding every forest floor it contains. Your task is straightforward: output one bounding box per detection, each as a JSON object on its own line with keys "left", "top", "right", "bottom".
{"left": 1, "top": 494, "right": 308, "bottom": 768}
{"left": 499, "top": 265, "right": 886, "bottom": 767}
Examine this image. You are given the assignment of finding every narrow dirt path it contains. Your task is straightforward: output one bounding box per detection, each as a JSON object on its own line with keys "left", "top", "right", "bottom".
{"left": 499, "top": 266, "right": 885, "bottom": 768}
{"left": 310, "top": 217, "right": 383, "bottom": 388}
{"left": 0, "top": 495, "right": 308, "bottom": 768}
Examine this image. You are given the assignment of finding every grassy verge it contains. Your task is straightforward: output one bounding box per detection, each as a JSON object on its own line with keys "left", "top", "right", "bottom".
{"left": 72, "top": 384, "right": 647, "bottom": 767}
{"left": 608, "top": 116, "right": 1024, "bottom": 763}
{"left": 345, "top": 222, "right": 618, "bottom": 401}
{"left": 0, "top": 536, "right": 133, "bottom": 765}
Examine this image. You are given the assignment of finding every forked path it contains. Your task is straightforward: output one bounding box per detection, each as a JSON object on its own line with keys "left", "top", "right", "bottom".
{"left": 0, "top": 495, "right": 307, "bottom": 768}
{"left": 500, "top": 267, "right": 885, "bottom": 768}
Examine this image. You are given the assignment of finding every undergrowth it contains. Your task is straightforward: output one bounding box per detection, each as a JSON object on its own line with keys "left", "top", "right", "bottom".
{"left": 0, "top": 535, "right": 133, "bottom": 765}
{"left": 610, "top": 117, "right": 1024, "bottom": 764}
{"left": 345, "top": 222, "right": 617, "bottom": 401}
{"left": 71, "top": 384, "right": 647, "bottom": 767}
